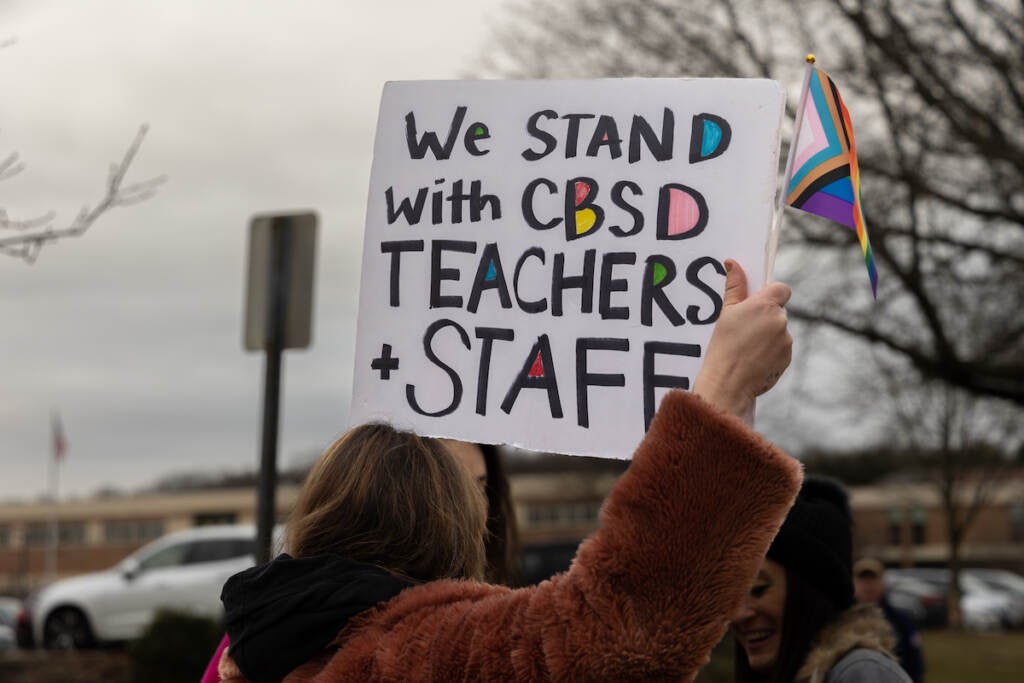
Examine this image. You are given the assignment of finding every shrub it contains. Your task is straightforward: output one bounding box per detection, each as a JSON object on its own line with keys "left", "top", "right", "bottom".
{"left": 129, "top": 609, "right": 222, "bottom": 683}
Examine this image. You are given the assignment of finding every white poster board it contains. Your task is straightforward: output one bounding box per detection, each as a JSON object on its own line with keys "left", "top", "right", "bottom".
{"left": 351, "top": 79, "right": 785, "bottom": 459}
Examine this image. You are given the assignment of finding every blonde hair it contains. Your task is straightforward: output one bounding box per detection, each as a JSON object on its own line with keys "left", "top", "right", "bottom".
{"left": 287, "top": 423, "right": 487, "bottom": 582}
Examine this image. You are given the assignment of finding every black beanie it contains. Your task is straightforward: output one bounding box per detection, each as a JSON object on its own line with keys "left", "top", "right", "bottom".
{"left": 766, "top": 476, "right": 854, "bottom": 610}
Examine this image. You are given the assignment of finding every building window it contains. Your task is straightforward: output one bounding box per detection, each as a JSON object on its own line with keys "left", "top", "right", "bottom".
{"left": 58, "top": 522, "right": 86, "bottom": 546}
{"left": 194, "top": 512, "right": 238, "bottom": 527}
{"left": 911, "top": 507, "right": 926, "bottom": 545}
{"left": 888, "top": 508, "right": 903, "bottom": 546}
{"left": 526, "top": 502, "right": 601, "bottom": 529}
{"left": 1011, "top": 503, "right": 1024, "bottom": 543}
{"left": 22, "top": 522, "right": 86, "bottom": 546}
{"left": 105, "top": 520, "right": 166, "bottom": 544}
{"left": 25, "top": 523, "right": 51, "bottom": 547}
{"left": 527, "top": 506, "right": 555, "bottom": 526}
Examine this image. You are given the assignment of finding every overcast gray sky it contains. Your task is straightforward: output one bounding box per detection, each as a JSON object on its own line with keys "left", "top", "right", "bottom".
{"left": 0, "top": 0, "right": 858, "bottom": 502}
{"left": 0, "top": 0, "right": 522, "bottom": 500}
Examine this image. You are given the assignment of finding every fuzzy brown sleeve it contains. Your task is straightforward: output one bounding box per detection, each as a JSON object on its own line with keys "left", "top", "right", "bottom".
{"left": 317, "top": 390, "right": 801, "bottom": 682}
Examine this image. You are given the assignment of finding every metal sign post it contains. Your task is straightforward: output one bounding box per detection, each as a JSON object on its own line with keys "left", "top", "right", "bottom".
{"left": 244, "top": 211, "right": 317, "bottom": 564}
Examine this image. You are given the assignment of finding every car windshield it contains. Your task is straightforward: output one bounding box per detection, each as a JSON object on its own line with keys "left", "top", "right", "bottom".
{"left": 961, "top": 575, "right": 1002, "bottom": 595}
{"left": 887, "top": 569, "right": 1004, "bottom": 596}
{"left": 888, "top": 578, "right": 937, "bottom": 596}
{"left": 137, "top": 542, "right": 190, "bottom": 571}
{"left": 973, "top": 571, "right": 1024, "bottom": 593}
{"left": 130, "top": 533, "right": 256, "bottom": 572}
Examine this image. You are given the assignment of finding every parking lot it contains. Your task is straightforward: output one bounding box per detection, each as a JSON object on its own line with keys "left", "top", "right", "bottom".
{"left": 4, "top": 631, "right": 1024, "bottom": 683}
{"left": 0, "top": 650, "right": 131, "bottom": 683}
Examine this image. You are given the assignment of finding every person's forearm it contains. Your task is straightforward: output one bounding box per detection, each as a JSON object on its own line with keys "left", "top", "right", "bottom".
{"left": 514, "top": 390, "right": 803, "bottom": 679}
{"left": 332, "top": 391, "right": 802, "bottom": 681}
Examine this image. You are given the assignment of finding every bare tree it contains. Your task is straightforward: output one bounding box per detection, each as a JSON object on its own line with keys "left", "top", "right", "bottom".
{"left": 1, "top": 32, "right": 163, "bottom": 263}
{"left": 872, "top": 351, "right": 1020, "bottom": 628}
{"left": 482, "top": 0, "right": 1024, "bottom": 407}
{"left": 0, "top": 124, "right": 165, "bottom": 263}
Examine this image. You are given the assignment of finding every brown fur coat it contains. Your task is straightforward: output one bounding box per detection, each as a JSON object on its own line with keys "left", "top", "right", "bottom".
{"left": 797, "top": 605, "right": 909, "bottom": 683}
{"left": 219, "top": 391, "right": 802, "bottom": 682}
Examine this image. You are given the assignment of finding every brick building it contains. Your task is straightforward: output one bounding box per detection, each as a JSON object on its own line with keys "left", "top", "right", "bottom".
{"left": 2, "top": 463, "right": 1021, "bottom": 593}
{"left": 0, "top": 488, "right": 299, "bottom": 594}
{"left": 850, "top": 478, "right": 1024, "bottom": 570}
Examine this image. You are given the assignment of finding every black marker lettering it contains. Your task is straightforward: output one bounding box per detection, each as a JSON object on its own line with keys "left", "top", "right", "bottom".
{"left": 513, "top": 247, "right": 548, "bottom": 313}
{"left": 609, "top": 180, "right": 644, "bottom": 237}
{"left": 405, "top": 107, "right": 467, "bottom": 160}
{"left": 561, "top": 113, "right": 596, "bottom": 158}
{"left": 689, "top": 113, "right": 732, "bottom": 163}
{"left": 385, "top": 187, "right": 428, "bottom": 225}
{"left": 641, "top": 255, "right": 685, "bottom": 327}
{"left": 406, "top": 319, "right": 471, "bottom": 417}
{"left": 552, "top": 249, "right": 596, "bottom": 316}
{"left": 642, "top": 341, "right": 700, "bottom": 430}
{"left": 521, "top": 178, "right": 561, "bottom": 231}
{"left": 629, "top": 108, "right": 674, "bottom": 163}
{"left": 598, "top": 252, "right": 636, "bottom": 320}
{"left": 380, "top": 240, "right": 425, "bottom": 306}
{"left": 464, "top": 122, "right": 491, "bottom": 156}
{"left": 576, "top": 337, "right": 628, "bottom": 428}
{"left": 564, "top": 177, "right": 603, "bottom": 242}
{"left": 430, "top": 240, "right": 477, "bottom": 309}
{"left": 474, "top": 327, "right": 514, "bottom": 415}
{"left": 467, "top": 242, "right": 513, "bottom": 313}
{"left": 522, "top": 110, "right": 558, "bottom": 161}
{"left": 500, "top": 334, "right": 563, "bottom": 419}
{"left": 586, "top": 115, "right": 623, "bottom": 159}
{"left": 656, "top": 183, "right": 708, "bottom": 240}
{"left": 685, "top": 256, "right": 726, "bottom": 324}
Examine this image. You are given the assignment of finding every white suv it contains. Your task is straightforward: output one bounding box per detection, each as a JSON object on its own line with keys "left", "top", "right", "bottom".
{"left": 32, "top": 525, "right": 260, "bottom": 648}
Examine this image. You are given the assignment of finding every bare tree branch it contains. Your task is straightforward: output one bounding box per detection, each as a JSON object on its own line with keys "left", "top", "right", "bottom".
{"left": 482, "top": 0, "right": 1024, "bottom": 409}
{"left": 0, "top": 125, "right": 166, "bottom": 263}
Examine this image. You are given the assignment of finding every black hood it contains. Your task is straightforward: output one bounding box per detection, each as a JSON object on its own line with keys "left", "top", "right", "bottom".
{"left": 221, "top": 553, "right": 412, "bottom": 683}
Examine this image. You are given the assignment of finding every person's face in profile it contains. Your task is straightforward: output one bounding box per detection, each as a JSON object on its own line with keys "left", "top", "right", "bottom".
{"left": 730, "top": 558, "right": 787, "bottom": 674}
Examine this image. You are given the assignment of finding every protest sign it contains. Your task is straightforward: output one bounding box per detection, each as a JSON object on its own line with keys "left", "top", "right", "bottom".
{"left": 351, "top": 79, "right": 785, "bottom": 458}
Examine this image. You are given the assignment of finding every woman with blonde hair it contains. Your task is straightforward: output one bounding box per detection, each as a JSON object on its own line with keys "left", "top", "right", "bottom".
{"left": 200, "top": 438, "right": 521, "bottom": 683}
{"left": 215, "top": 260, "right": 802, "bottom": 683}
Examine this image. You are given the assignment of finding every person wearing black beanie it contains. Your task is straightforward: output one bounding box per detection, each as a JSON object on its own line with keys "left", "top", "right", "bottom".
{"left": 731, "top": 477, "right": 912, "bottom": 683}
{"left": 766, "top": 477, "right": 855, "bottom": 611}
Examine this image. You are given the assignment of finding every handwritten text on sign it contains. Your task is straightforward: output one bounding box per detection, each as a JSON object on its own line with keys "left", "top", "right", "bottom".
{"left": 351, "top": 79, "right": 785, "bottom": 458}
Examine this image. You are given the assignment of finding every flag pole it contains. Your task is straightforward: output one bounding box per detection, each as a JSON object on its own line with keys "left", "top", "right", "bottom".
{"left": 46, "top": 447, "right": 59, "bottom": 583}
{"left": 46, "top": 413, "right": 63, "bottom": 583}
{"left": 765, "top": 54, "right": 817, "bottom": 283}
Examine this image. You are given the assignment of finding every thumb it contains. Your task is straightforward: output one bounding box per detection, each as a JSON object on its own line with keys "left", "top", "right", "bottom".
{"left": 723, "top": 259, "right": 748, "bottom": 307}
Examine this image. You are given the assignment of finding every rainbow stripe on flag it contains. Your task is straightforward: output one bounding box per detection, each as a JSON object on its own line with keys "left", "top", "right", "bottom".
{"left": 785, "top": 66, "right": 878, "bottom": 297}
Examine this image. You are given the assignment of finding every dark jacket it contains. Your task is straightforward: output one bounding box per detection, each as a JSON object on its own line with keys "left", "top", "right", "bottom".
{"left": 796, "top": 605, "right": 912, "bottom": 683}
{"left": 218, "top": 391, "right": 803, "bottom": 683}
{"left": 881, "top": 597, "right": 924, "bottom": 683}
{"left": 222, "top": 555, "right": 412, "bottom": 683}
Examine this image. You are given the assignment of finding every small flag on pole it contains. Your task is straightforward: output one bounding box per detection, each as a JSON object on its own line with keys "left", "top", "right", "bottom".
{"left": 51, "top": 413, "right": 67, "bottom": 462}
{"left": 783, "top": 56, "right": 878, "bottom": 298}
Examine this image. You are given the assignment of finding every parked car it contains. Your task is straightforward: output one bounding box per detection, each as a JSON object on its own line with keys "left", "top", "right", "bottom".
{"left": 885, "top": 576, "right": 947, "bottom": 627}
{"left": 965, "top": 569, "right": 1024, "bottom": 628}
{"left": 14, "top": 597, "right": 34, "bottom": 649}
{"left": 30, "top": 525, "right": 262, "bottom": 649}
{"left": 0, "top": 596, "right": 21, "bottom": 650}
{"left": 887, "top": 568, "right": 1013, "bottom": 630}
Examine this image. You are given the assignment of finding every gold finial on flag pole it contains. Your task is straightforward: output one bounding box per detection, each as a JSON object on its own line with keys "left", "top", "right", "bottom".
{"left": 766, "top": 53, "right": 819, "bottom": 283}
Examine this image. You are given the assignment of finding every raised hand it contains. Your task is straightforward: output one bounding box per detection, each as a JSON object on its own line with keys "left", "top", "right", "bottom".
{"left": 692, "top": 259, "right": 792, "bottom": 423}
